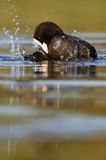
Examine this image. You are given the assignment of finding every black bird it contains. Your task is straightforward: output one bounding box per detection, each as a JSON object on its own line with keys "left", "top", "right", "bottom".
{"left": 32, "top": 22, "right": 97, "bottom": 61}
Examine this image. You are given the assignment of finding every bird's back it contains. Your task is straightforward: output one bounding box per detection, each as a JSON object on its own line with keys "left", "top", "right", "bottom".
{"left": 48, "top": 34, "right": 97, "bottom": 61}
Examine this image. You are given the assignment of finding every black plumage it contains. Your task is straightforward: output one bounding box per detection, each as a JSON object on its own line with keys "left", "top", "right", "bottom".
{"left": 32, "top": 22, "right": 97, "bottom": 61}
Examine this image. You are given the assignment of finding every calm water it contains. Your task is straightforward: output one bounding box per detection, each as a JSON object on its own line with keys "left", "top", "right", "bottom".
{"left": 0, "top": 32, "right": 106, "bottom": 160}
{"left": 0, "top": 0, "right": 106, "bottom": 159}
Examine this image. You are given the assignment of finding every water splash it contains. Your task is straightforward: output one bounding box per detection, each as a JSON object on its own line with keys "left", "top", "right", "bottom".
{"left": 2, "top": 27, "right": 23, "bottom": 60}
{"left": 2, "top": 0, "right": 29, "bottom": 60}
{"left": 25, "top": 20, "right": 31, "bottom": 33}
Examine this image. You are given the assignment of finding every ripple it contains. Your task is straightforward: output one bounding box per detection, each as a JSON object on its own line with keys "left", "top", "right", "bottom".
{"left": 0, "top": 114, "right": 106, "bottom": 141}
{"left": 0, "top": 79, "right": 106, "bottom": 88}
{"left": 0, "top": 105, "right": 37, "bottom": 117}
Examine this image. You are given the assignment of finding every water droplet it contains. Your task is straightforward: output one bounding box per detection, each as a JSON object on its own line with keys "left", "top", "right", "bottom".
{"left": 15, "top": 15, "right": 18, "bottom": 18}
{"left": 74, "top": 29, "right": 77, "bottom": 33}
{"left": 16, "top": 22, "right": 19, "bottom": 26}
{"left": 3, "top": 27, "right": 6, "bottom": 30}
{"left": 12, "top": 19, "right": 15, "bottom": 22}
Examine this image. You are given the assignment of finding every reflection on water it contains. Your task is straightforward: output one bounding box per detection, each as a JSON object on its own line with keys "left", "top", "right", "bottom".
{"left": 32, "top": 61, "right": 97, "bottom": 79}
{"left": 0, "top": 33, "right": 106, "bottom": 159}
{"left": 1, "top": 0, "right": 106, "bottom": 158}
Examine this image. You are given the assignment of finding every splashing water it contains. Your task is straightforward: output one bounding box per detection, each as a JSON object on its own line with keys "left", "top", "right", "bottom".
{"left": 3, "top": 0, "right": 21, "bottom": 56}
{"left": 2, "top": 27, "right": 24, "bottom": 61}
{"left": 2, "top": 0, "right": 31, "bottom": 60}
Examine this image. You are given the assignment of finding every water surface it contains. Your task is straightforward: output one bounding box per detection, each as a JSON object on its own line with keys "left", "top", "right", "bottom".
{"left": 0, "top": 33, "right": 106, "bottom": 160}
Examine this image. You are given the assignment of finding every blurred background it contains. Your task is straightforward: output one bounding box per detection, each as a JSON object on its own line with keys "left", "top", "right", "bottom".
{"left": 0, "top": 1, "right": 106, "bottom": 160}
{"left": 0, "top": 0, "right": 106, "bottom": 34}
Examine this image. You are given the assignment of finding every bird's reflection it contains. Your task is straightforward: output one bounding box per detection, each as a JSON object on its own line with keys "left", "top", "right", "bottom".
{"left": 0, "top": 60, "right": 97, "bottom": 110}
{"left": 32, "top": 61, "right": 96, "bottom": 79}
